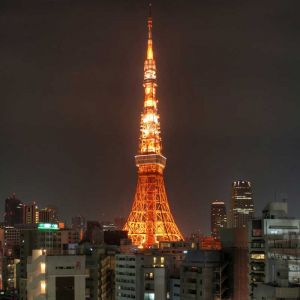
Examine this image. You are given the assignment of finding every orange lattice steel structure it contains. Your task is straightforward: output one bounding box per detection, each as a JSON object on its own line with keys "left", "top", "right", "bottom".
{"left": 123, "top": 6, "right": 183, "bottom": 248}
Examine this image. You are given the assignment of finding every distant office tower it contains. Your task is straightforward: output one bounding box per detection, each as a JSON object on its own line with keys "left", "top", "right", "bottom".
{"left": 39, "top": 206, "right": 58, "bottom": 223}
{"left": 72, "top": 215, "right": 86, "bottom": 231}
{"left": 229, "top": 180, "right": 254, "bottom": 228}
{"left": 72, "top": 215, "right": 86, "bottom": 240}
{"left": 23, "top": 202, "right": 39, "bottom": 224}
{"left": 211, "top": 200, "right": 227, "bottom": 238}
{"left": 4, "top": 193, "right": 24, "bottom": 226}
{"left": 101, "top": 221, "right": 117, "bottom": 232}
{"left": 85, "top": 221, "right": 102, "bottom": 244}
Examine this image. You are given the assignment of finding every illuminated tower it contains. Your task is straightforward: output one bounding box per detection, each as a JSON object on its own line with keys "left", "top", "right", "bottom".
{"left": 124, "top": 5, "right": 183, "bottom": 247}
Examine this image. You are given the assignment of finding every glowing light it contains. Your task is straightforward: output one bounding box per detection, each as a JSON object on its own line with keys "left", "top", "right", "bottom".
{"left": 145, "top": 99, "right": 156, "bottom": 107}
{"left": 144, "top": 69, "right": 156, "bottom": 80}
{"left": 40, "top": 280, "right": 46, "bottom": 294}
{"left": 38, "top": 223, "right": 58, "bottom": 230}
{"left": 251, "top": 253, "right": 265, "bottom": 260}
{"left": 143, "top": 113, "right": 158, "bottom": 124}
{"left": 40, "top": 262, "right": 46, "bottom": 273}
{"left": 147, "top": 45, "right": 153, "bottom": 60}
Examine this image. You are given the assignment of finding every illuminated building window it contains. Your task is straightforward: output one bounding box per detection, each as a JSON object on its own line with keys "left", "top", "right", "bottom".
{"left": 145, "top": 272, "right": 154, "bottom": 280}
{"left": 40, "top": 262, "right": 46, "bottom": 274}
{"left": 40, "top": 280, "right": 46, "bottom": 294}
{"left": 251, "top": 253, "right": 265, "bottom": 260}
{"left": 144, "top": 292, "right": 155, "bottom": 300}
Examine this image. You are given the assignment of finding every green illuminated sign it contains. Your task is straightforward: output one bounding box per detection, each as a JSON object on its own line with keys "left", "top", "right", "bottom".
{"left": 38, "top": 223, "right": 59, "bottom": 230}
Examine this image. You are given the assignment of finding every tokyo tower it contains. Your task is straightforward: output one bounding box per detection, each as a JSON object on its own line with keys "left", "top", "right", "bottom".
{"left": 123, "top": 5, "right": 183, "bottom": 247}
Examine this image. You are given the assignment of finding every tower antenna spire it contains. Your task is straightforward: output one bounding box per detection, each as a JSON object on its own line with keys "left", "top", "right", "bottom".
{"left": 147, "top": 2, "right": 153, "bottom": 41}
{"left": 149, "top": 2, "right": 152, "bottom": 18}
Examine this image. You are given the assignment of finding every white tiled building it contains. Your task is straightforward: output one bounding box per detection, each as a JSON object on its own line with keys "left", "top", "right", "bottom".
{"left": 27, "top": 249, "right": 87, "bottom": 300}
{"left": 115, "top": 253, "right": 167, "bottom": 300}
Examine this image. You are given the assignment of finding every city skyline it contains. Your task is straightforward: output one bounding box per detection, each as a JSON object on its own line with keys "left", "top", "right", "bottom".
{"left": 1, "top": 0, "right": 300, "bottom": 235}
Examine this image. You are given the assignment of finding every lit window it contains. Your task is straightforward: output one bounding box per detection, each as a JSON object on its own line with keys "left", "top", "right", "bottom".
{"left": 251, "top": 253, "right": 265, "bottom": 260}
{"left": 40, "top": 280, "right": 46, "bottom": 294}
{"left": 40, "top": 262, "right": 46, "bottom": 274}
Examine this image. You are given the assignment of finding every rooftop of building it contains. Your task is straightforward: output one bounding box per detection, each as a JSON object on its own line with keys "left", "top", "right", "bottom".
{"left": 262, "top": 201, "right": 289, "bottom": 219}
{"left": 183, "top": 249, "right": 221, "bottom": 264}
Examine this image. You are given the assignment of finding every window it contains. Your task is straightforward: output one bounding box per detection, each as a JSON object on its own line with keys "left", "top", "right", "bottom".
{"left": 40, "top": 262, "right": 46, "bottom": 274}
{"left": 250, "top": 253, "right": 265, "bottom": 260}
{"left": 40, "top": 280, "right": 46, "bottom": 294}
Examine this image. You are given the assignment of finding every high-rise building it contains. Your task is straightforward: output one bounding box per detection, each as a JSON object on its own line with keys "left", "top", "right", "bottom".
{"left": 23, "top": 202, "right": 39, "bottom": 225}
{"left": 38, "top": 206, "right": 58, "bottom": 223}
{"left": 85, "top": 221, "right": 102, "bottom": 244}
{"left": 210, "top": 200, "right": 227, "bottom": 238}
{"left": 123, "top": 4, "right": 183, "bottom": 248}
{"left": 248, "top": 201, "right": 300, "bottom": 299}
{"left": 4, "top": 193, "right": 24, "bottom": 226}
{"left": 229, "top": 180, "right": 254, "bottom": 229}
{"left": 72, "top": 215, "right": 86, "bottom": 231}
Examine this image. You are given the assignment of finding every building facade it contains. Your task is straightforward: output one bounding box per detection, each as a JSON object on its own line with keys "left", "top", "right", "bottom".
{"left": 249, "top": 201, "right": 300, "bottom": 299}
{"left": 23, "top": 203, "right": 39, "bottom": 225}
{"left": 4, "top": 194, "right": 24, "bottom": 226}
{"left": 211, "top": 200, "right": 227, "bottom": 238}
{"left": 229, "top": 180, "right": 254, "bottom": 229}
{"left": 38, "top": 207, "right": 58, "bottom": 223}
{"left": 27, "top": 249, "right": 86, "bottom": 300}
{"left": 220, "top": 227, "right": 249, "bottom": 300}
{"left": 180, "top": 250, "right": 229, "bottom": 300}
{"left": 115, "top": 252, "right": 168, "bottom": 300}
{"left": 19, "top": 225, "right": 81, "bottom": 300}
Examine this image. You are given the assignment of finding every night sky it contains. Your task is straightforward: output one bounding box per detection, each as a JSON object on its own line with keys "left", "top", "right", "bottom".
{"left": 1, "top": 0, "right": 300, "bottom": 235}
